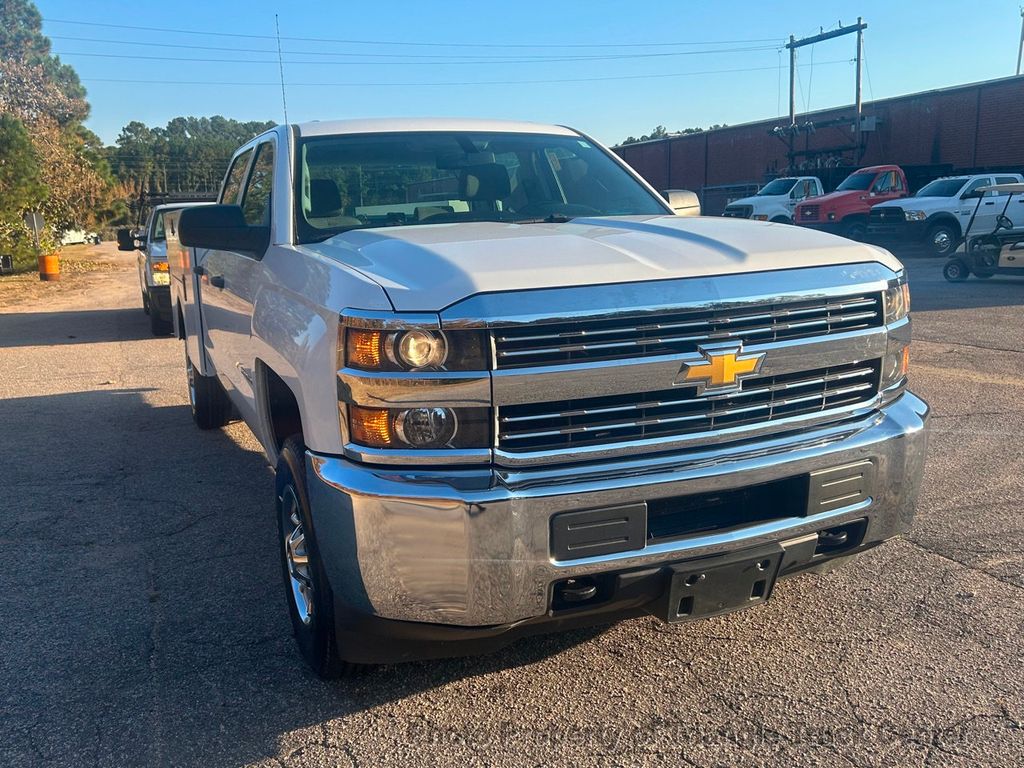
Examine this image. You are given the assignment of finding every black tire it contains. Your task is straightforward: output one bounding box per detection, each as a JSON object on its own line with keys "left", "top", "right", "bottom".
{"left": 185, "top": 348, "right": 232, "bottom": 429}
{"left": 150, "top": 307, "right": 172, "bottom": 336}
{"left": 841, "top": 218, "right": 867, "bottom": 241}
{"left": 974, "top": 271, "right": 994, "bottom": 279}
{"left": 276, "top": 436, "right": 356, "bottom": 679}
{"left": 943, "top": 258, "right": 969, "bottom": 282}
{"left": 925, "top": 222, "right": 959, "bottom": 257}
{"left": 142, "top": 289, "right": 151, "bottom": 315}
{"left": 770, "top": 215, "right": 792, "bottom": 225}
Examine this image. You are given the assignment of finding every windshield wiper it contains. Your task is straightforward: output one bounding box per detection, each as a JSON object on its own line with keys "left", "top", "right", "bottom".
{"left": 513, "top": 213, "right": 575, "bottom": 224}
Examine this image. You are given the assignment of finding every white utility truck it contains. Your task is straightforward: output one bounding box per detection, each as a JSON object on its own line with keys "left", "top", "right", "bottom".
{"left": 166, "top": 119, "right": 929, "bottom": 677}
{"left": 722, "top": 176, "right": 823, "bottom": 223}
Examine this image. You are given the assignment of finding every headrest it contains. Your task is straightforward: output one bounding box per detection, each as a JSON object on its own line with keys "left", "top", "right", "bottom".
{"left": 458, "top": 164, "right": 511, "bottom": 201}
{"left": 309, "top": 178, "right": 342, "bottom": 216}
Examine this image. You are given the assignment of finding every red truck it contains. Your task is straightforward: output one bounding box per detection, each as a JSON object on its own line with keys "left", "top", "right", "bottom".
{"left": 794, "top": 165, "right": 909, "bottom": 240}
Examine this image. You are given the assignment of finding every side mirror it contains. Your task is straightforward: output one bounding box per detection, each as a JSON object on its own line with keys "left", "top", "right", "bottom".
{"left": 961, "top": 190, "right": 983, "bottom": 200}
{"left": 179, "top": 205, "right": 269, "bottom": 254}
{"left": 116, "top": 227, "right": 136, "bottom": 251}
{"left": 662, "top": 189, "right": 701, "bottom": 217}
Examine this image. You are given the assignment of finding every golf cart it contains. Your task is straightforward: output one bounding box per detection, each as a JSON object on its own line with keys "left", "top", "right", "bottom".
{"left": 943, "top": 183, "right": 1024, "bottom": 281}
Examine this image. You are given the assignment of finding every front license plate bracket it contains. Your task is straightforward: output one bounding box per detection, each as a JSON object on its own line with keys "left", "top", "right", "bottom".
{"left": 662, "top": 544, "right": 784, "bottom": 624}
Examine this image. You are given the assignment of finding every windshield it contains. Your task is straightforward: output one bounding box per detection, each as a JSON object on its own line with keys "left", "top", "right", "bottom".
{"left": 294, "top": 131, "right": 667, "bottom": 243}
{"left": 756, "top": 178, "right": 797, "bottom": 196}
{"left": 915, "top": 178, "right": 968, "bottom": 197}
{"left": 835, "top": 172, "right": 876, "bottom": 192}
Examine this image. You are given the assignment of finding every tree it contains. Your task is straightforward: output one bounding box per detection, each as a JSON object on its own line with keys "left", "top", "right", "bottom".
{"left": 0, "top": 113, "right": 47, "bottom": 268}
{"left": 109, "top": 116, "right": 276, "bottom": 198}
{"left": 0, "top": 0, "right": 111, "bottom": 256}
{"left": 619, "top": 124, "right": 728, "bottom": 145}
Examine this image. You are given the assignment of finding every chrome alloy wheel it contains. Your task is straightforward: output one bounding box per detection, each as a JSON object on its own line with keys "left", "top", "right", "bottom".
{"left": 281, "top": 486, "right": 314, "bottom": 625}
{"left": 932, "top": 229, "right": 952, "bottom": 253}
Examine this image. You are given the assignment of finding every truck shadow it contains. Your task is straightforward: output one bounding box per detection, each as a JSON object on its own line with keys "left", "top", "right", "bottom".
{"left": 0, "top": 387, "right": 608, "bottom": 767}
{"left": 0, "top": 306, "right": 156, "bottom": 346}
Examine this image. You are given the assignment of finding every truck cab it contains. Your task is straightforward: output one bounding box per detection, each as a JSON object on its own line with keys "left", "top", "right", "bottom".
{"left": 167, "top": 119, "right": 928, "bottom": 676}
{"left": 722, "top": 176, "right": 823, "bottom": 224}
{"left": 795, "top": 165, "right": 909, "bottom": 240}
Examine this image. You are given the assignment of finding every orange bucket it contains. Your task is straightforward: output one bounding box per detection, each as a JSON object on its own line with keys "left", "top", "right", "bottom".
{"left": 38, "top": 252, "right": 60, "bottom": 281}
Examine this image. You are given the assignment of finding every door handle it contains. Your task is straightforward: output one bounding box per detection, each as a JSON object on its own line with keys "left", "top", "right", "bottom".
{"left": 210, "top": 275, "right": 225, "bottom": 289}
{"left": 984, "top": 201, "right": 995, "bottom": 206}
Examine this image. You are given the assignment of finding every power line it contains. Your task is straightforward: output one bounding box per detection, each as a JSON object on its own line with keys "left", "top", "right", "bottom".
{"left": 78, "top": 59, "right": 852, "bottom": 88}
{"left": 48, "top": 34, "right": 778, "bottom": 62}
{"left": 43, "top": 16, "right": 782, "bottom": 49}
{"left": 52, "top": 44, "right": 779, "bottom": 66}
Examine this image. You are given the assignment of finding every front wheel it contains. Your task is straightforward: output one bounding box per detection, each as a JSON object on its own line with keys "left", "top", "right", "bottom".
{"left": 149, "top": 305, "right": 172, "bottom": 336}
{"left": 276, "top": 436, "right": 356, "bottom": 679}
{"left": 926, "top": 223, "right": 959, "bottom": 257}
{"left": 185, "top": 348, "right": 232, "bottom": 429}
{"left": 841, "top": 219, "right": 867, "bottom": 241}
{"left": 943, "top": 258, "right": 970, "bottom": 282}
{"left": 770, "top": 215, "right": 793, "bottom": 225}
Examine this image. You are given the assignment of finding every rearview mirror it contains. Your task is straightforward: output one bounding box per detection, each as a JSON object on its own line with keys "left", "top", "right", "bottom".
{"left": 662, "top": 189, "right": 701, "bottom": 217}
{"left": 178, "top": 205, "right": 269, "bottom": 254}
{"left": 116, "top": 227, "right": 136, "bottom": 251}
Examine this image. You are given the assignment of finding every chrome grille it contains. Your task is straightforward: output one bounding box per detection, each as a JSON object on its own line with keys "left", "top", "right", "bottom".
{"left": 800, "top": 204, "right": 821, "bottom": 221}
{"left": 723, "top": 204, "right": 753, "bottom": 219}
{"left": 497, "top": 361, "right": 881, "bottom": 453}
{"left": 493, "top": 293, "right": 883, "bottom": 369}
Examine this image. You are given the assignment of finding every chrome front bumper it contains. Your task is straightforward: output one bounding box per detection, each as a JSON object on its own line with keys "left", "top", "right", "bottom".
{"left": 306, "top": 392, "right": 929, "bottom": 627}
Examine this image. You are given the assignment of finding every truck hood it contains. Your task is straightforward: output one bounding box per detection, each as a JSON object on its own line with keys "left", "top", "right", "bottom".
{"left": 302, "top": 215, "right": 902, "bottom": 312}
{"left": 873, "top": 196, "right": 955, "bottom": 213}
{"left": 729, "top": 193, "right": 786, "bottom": 208}
{"left": 797, "top": 190, "right": 864, "bottom": 211}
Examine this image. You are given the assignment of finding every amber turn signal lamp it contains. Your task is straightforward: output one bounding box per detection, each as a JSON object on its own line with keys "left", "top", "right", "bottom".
{"left": 349, "top": 405, "right": 393, "bottom": 447}
{"left": 152, "top": 261, "right": 169, "bottom": 272}
{"left": 346, "top": 329, "right": 384, "bottom": 369}
{"left": 900, "top": 346, "right": 910, "bottom": 377}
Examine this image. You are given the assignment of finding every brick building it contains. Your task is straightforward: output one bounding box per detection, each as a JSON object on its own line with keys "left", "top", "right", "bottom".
{"left": 614, "top": 75, "right": 1024, "bottom": 214}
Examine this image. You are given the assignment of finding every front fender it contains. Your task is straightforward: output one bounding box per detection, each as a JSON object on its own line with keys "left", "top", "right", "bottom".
{"left": 249, "top": 245, "right": 392, "bottom": 457}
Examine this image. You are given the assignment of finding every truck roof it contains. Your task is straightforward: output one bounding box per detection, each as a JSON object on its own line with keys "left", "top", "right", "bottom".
{"left": 857, "top": 165, "right": 903, "bottom": 173}
{"left": 294, "top": 117, "right": 579, "bottom": 138}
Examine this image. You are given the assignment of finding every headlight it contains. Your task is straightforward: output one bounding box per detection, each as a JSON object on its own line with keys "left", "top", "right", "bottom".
{"left": 881, "top": 273, "right": 911, "bottom": 398}
{"left": 883, "top": 273, "right": 911, "bottom": 323}
{"left": 903, "top": 210, "right": 927, "bottom": 222}
{"left": 344, "top": 327, "right": 488, "bottom": 371}
{"left": 348, "top": 404, "right": 489, "bottom": 449}
{"left": 393, "top": 329, "right": 446, "bottom": 369}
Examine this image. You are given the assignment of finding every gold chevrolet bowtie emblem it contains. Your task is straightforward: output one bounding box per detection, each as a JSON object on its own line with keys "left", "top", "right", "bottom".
{"left": 675, "top": 344, "right": 766, "bottom": 394}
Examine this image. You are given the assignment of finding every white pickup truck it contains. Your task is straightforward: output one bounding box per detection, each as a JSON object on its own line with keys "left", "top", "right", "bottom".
{"left": 722, "top": 176, "right": 823, "bottom": 223}
{"left": 122, "top": 202, "right": 211, "bottom": 335}
{"left": 167, "top": 118, "right": 929, "bottom": 677}
{"left": 868, "top": 173, "right": 1024, "bottom": 255}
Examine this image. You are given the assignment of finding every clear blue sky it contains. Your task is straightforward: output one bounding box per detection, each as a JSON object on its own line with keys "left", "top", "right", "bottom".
{"left": 36, "top": 0, "right": 1024, "bottom": 147}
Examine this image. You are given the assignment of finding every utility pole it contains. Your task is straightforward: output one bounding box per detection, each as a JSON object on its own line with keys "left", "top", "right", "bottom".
{"left": 1017, "top": 7, "right": 1024, "bottom": 76}
{"left": 783, "top": 19, "right": 868, "bottom": 165}
{"left": 855, "top": 17, "right": 864, "bottom": 157}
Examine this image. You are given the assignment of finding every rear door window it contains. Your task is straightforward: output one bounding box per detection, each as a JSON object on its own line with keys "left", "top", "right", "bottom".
{"left": 240, "top": 142, "right": 274, "bottom": 227}
{"left": 221, "top": 148, "right": 254, "bottom": 205}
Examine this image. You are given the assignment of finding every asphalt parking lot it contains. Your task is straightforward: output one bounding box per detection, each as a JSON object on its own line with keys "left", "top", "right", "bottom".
{"left": 1, "top": 246, "right": 1022, "bottom": 767}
